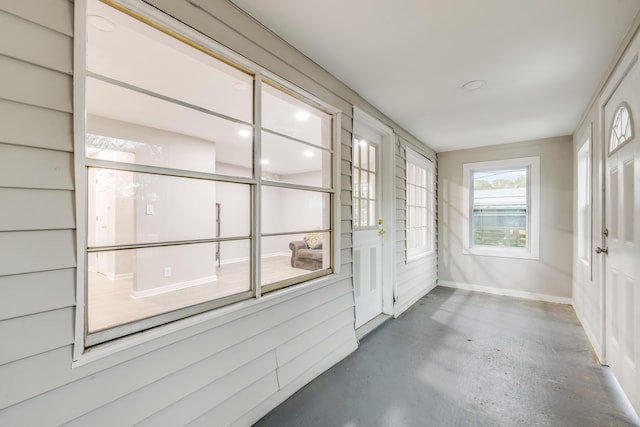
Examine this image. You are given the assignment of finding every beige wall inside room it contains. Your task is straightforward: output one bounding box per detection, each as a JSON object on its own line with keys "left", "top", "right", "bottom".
{"left": 438, "top": 136, "right": 574, "bottom": 300}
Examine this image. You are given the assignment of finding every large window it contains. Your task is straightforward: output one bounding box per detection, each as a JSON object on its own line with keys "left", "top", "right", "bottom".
{"left": 463, "top": 157, "right": 540, "bottom": 259}
{"left": 405, "top": 149, "right": 435, "bottom": 261}
{"left": 78, "top": 0, "right": 337, "bottom": 349}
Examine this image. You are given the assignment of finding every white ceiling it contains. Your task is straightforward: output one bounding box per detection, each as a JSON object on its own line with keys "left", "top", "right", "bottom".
{"left": 229, "top": 0, "right": 640, "bottom": 152}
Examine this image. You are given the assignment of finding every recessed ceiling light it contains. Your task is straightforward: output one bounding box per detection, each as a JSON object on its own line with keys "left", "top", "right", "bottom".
{"left": 304, "top": 150, "right": 314, "bottom": 158}
{"left": 296, "top": 111, "right": 311, "bottom": 121}
{"left": 462, "top": 80, "right": 486, "bottom": 91}
{"left": 260, "top": 159, "right": 269, "bottom": 165}
{"left": 238, "top": 129, "right": 251, "bottom": 137}
{"left": 88, "top": 15, "right": 115, "bottom": 32}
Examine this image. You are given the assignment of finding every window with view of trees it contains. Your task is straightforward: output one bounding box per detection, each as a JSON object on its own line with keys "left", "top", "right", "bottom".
{"left": 472, "top": 168, "right": 527, "bottom": 248}
{"left": 463, "top": 157, "right": 540, "bottom": 259}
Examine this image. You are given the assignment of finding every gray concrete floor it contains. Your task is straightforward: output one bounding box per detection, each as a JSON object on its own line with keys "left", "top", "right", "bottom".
{"left": 255, "top": 287, "right": 640, "bottom": 427}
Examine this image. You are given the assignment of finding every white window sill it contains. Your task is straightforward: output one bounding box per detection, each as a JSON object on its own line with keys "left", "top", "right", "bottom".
{"left": 463, "top": 246, "right": 539, "bottom": 260}
{"left": 406, "top": 250, "right": 434, "bottom": 263}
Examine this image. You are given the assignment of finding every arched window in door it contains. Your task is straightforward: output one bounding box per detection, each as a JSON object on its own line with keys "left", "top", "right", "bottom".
{"left": 610, "top": 103, "right": 633, "bottom": 153}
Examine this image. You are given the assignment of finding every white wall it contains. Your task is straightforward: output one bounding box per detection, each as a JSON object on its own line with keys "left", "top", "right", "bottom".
{"left": 438, "top": 136, "right": 574, "bottom": 302}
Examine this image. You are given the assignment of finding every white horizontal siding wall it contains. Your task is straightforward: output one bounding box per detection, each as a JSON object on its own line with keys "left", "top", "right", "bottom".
{"left": 394, "top": 139, "right": 438, "bottom": 316}
{"left": 0, "top": 0, "right": 77, "bottom": 417}
{"left": 0, "top": 0, "right": 435, "bottom": 425}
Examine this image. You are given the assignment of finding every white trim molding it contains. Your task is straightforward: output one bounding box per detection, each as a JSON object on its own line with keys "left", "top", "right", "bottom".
{"left": 131, "top": 275, "right": 218, "bottom": 299}
{"left": 438, "top": 280, "right": 572, "bottom": 305}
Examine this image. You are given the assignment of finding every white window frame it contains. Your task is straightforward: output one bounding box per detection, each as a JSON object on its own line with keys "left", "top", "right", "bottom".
{"left": 72, "top": 0, "right": 341, "bottom": 364}
{"left": 462, "top": 157, "right": 540, "bottom": 260}
{"left": 405, "top": 148, "right": 435, "bottom": 262}
{"left": 577, "top": 133, "right": 592, "bottom": 270}
{"left": 609, "top": 102, "right": 633, "bottom": 153}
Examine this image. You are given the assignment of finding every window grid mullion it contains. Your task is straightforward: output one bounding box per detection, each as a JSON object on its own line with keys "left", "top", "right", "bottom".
{"left": 253, "top": 74, "right": 263, "bottom": 299}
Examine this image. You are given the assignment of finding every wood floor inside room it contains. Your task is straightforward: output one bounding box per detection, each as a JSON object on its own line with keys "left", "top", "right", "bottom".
{"left": 88, "top": 256, "right": 311, "bottom": 332}
{"left": 255, "top": 286, "right": 640, "bottom": 427}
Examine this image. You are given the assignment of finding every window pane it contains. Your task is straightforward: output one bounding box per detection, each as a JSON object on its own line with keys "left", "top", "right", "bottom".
{"left": 262, "top": 84, "right": 332, "bottom": 149}
{"left": 577, "top": 142, "right": 590, "bottom": 262}
{"left": 87, "top": 169, "right": 250, "bottom": 247}
{"left": 353, "top": 198, "right": 360, "bottom": 227}
{"left": 369, "top": 145, "right": 376, "bottom": 172}
{"left": 216, "top": 182, "right": 252, "bottom": 238}
{"left": 86, "top": 79, "right": 253, "bottom": 177}
{"left": 262, "top": 232, "right": 330, "bottom": 286}
{"left": 360, "top": 142, "right": 369, "bottom": 170}
{"left": 472, "top": 168, "right": 527, "bottom": 248}
{"left": 262, "top": 187, "right": 330, "bottom": 234}
{"left": 261, "top": 132, "right": 332, "bottom": 187}
{"left": 406, "top": 151, "right": 434, "bottom": 256}
{"left": 87, "top": 0, "right": 253, "bottom": 123}
{"left": 87, "top": 241, "right": 250, "bottom": 333}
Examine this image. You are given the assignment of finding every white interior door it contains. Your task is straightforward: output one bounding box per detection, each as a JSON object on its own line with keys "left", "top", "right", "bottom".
{"left": 353, "top": 136, "right": 383, "bottom": 328}
{"left": 602, "top": 58, "right": 640, "bottom": 414}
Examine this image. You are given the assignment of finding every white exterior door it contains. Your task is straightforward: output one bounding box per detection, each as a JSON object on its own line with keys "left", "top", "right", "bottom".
{"left": 602, "top": 59, "right": 640, "bottom": 414}
{"left": 353, "top": 137, "right": 383, "bottom": 328}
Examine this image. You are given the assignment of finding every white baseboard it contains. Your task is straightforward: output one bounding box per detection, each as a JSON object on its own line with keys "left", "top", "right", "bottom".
{"left": 438, "top": 280, "right": 573, "bottom": 305}
{"left": 572, "top": 302, "right": 604, "bottom": 364}
{"left": 105, "top": 272, "right": 134, "bottom": 281}
{"left": 263, "top": 251, "right": 290, "bottom": 258}
{"left": 220, "top": 252, "right": 290, "bottom": 266}
{"left": 220, "top": 256, "right": 249, "bottom": 266}
{"left": 131, "top": 275, "right": 218, "bottom": 299}
{"left": 87, "top": 266, "right": 133, "bottom": 281}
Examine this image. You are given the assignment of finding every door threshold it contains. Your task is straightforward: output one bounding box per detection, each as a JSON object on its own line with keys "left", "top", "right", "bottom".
{"left": 356, "top": 313, "right": 392, "bottom": 341}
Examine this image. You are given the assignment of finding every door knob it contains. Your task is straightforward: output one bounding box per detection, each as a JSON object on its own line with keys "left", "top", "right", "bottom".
{"left": 378, "top": 229, "right": 385, "bottom": 236}
{"left": 595, "top": 246, "right": 608, "bottom": 255}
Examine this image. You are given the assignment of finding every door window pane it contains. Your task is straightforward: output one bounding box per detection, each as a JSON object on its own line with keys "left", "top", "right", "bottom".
{"left": 353, "top": 139, "right": 377, "bottom": 228}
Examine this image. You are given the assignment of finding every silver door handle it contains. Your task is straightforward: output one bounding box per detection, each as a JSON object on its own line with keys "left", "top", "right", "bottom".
{"left": 595, "top": 246, "right": 608, "bottom": 255}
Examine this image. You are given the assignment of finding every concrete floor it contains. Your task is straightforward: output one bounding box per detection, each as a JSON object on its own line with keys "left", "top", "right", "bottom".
{"left": 255, "top": 287, "right": 640, "bottom": 427}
